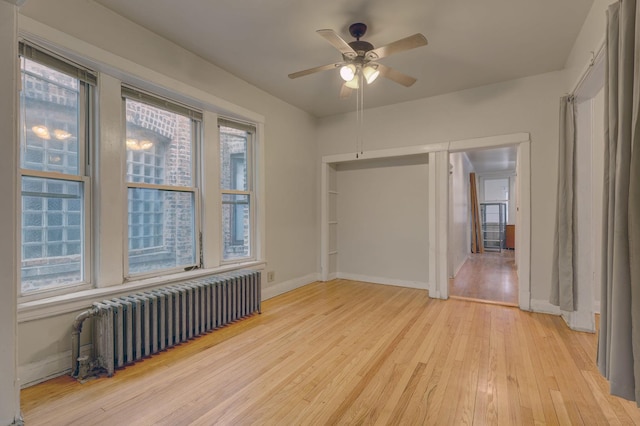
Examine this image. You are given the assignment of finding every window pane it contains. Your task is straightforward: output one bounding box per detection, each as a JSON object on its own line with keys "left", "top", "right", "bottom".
{"left": 20, "top": 58, "right": 80, "bottom": 175}
{"left": 125, "top": 99, "right": 192, "bottom": 186}
{"left": 222, "top": 193, "right": 250, "bottom": 260}
{"left": 128, "top": 188, "right": 195, "bottom": 275}
{"left": 220, "top": 126, "right": 248, "bottom": 191}
{"left": 484, "top": 178, "right": 509, "bottom": 201}
{"left": 21, "top": 177, "right": 84, "bottom": 293}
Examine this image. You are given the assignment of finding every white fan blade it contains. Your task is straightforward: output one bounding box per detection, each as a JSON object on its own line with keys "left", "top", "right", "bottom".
{"left": 377, "top": 63, "right": 417, "bottom": 87}
{"left": 288, "top": 62, "right": 343, "bottom": 79}
{"left": 317, "top": 29, "right": 357, "bottom": 58}
{"left": 340, "top": 84, "right": 353, "bottom": 99}
{"left": 366, "top": 33, "right": 427, "bottom": 60}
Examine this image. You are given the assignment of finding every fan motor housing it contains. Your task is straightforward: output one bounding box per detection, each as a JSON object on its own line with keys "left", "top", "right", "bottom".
{"left": 348, "top": 40, "right": 374, "bottom": 54}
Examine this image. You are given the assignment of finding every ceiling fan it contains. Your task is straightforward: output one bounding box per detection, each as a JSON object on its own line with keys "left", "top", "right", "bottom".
{"left": 288, "top": 23, "right": 428, "bottom": 98}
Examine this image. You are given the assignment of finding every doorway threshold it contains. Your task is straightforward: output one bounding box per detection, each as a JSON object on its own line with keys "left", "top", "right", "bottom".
{"left": 448, "top": 295, "right": 518, "bottom": 308}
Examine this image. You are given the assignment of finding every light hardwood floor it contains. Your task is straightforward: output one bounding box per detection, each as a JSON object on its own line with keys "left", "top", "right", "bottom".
{"left": 450, "top": 251, "right": 518, "bottom": 306}
{"left": 21, "top": 279, "right": 640, "bottom": 425}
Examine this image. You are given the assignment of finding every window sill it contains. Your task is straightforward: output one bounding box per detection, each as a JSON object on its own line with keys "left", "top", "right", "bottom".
{"left": 17, "top": 260, "right": 266, "bottom": 323}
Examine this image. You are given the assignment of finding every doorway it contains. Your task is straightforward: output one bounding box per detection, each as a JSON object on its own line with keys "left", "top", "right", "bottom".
{"left": 320, "top": 132, "right": 531, "bottom": 308}
{"left": 448, "top": 146, "right": 519, "bottom": 306}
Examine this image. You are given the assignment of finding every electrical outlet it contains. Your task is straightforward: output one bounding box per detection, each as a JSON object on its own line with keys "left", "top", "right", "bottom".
{"left": 267, "top": 271, "right": 275, "bottom": 282}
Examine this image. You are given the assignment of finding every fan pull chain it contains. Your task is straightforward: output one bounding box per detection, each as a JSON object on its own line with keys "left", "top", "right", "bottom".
{"left": 356, "top": 82, "right": 359, "bottom": 160}
{"left": 355, "top": 72, "right": 364, "bottom": 159}
{"left": 360, "top": 75, "right": 364, "bottom": 155}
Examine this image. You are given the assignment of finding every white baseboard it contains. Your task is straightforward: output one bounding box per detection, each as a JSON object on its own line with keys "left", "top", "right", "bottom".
{"left": 326, "top": 272, "right": 337, "bottom": 281}
{"left": 530, "top": 299, "right": 596, "bottom": 333}
{"left": 530, "top": 299, "right": 561, "bottom": 315}
{"left": 336, "top": 273, "right": 429, "bottom": 290}
{"left": 261, "top": 273, "right": 320, "bottom": 300}
{"left": 19, "top": 344, "right": 91, "bottom": 388}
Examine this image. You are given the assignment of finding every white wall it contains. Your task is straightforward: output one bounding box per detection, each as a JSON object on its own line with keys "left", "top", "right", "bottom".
{"left": 448, "top": 152, "right": 473, "bottom": 277}
{"left": 564, "top": 0, "right": 610, "bottom": 90}
{"left": 0, "top": 2, "right": 20, "bottom": 422}
{"left": 336, "top": 156, "right": 429, "bottom": 288}
{"left": 17, "top": 0, "right": 319, "bottom": 386}
{"left": 318, "top": 71, "right": 565, "bottom": 303}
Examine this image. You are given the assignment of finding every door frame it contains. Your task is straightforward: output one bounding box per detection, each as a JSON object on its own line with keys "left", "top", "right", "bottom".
{"left": 446, "top": 134, "right": 531, "bottom": 310}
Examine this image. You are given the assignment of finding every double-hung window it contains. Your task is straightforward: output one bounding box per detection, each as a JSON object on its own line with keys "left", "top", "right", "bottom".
{"left": 123, "top": 87, "right": 202, "bottom": 276}
{"left": 219, "top": 119, "right": 255, "bottom": 261}
{"left": 18, "top": 42, "right": 95, "bottom": 295}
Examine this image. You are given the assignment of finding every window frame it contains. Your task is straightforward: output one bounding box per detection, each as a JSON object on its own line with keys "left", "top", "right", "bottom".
{"left": 122, "top": 88, "right": 203, "bottom": 279}
{"left": 219, "top": 119, "right": 256, "bottom": 263}
{"left": 18, "top": 41, "right": 95, "bottom": 299}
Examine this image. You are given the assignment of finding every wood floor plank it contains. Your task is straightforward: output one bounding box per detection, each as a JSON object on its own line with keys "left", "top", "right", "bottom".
{"left": 21, "top": 279, "right": 640, "bottom": 425}
{"left": 514, "top": 310, "right": 546, "bottom": 424}
{"left": 449, "top": 303, "right": 480, "bottom": 425}
{"left": 550, "top": 389, "right": 573, "bottom": 425}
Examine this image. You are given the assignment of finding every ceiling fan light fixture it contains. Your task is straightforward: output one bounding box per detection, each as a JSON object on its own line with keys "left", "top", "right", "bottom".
{"left": 340, "top": 64, "right": 356, "bottom": 82}
{"left": 363, "top": 64, "right": 380, "bottom": 84}
{"left": 345, "top": 76, "right": 360, "bottom": 89}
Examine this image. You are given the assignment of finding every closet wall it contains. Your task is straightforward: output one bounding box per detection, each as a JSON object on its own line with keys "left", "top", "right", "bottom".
{"left": 334, "top": 156, "right": 429, "bottom": 288}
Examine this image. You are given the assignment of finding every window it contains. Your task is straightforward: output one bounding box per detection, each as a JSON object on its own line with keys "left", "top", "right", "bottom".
{"left": 483, "top": 177, "right": 510, "bottom": 223}
{"left": 123, "top": 88, "right": 202, "bottom": 276}
{"left": 220, "top": 119, "right": 255, "bottom": 261}
{"left": 16, "top": 39, "right": 262, "bottom": 301}
{"left": 484, "top": 178, "right": 509, "bottom": 201}
{"left": 18, "top": 42, "right": 95, "bottom": 295}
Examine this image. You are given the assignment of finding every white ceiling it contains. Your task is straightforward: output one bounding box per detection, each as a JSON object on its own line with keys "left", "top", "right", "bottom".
{"left": 94, "top": 0, "right": 593, "bottom": 118}
{"left": 464, "top": 146, "right": 517, "bottom": 174}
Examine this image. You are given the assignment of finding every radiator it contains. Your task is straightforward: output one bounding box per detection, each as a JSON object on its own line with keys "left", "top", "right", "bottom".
{"left": 73, "top": 270, "right": 261, "bottom": 379}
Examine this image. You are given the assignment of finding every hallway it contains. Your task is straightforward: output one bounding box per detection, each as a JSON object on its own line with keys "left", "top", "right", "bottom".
{"left": 449, "top": 251, "right": 518, "bottom": 306}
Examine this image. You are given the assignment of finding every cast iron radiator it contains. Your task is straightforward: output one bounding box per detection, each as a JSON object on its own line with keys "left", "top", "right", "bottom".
{"left": 72, "top": 270, "right": 261, "bottom": 379}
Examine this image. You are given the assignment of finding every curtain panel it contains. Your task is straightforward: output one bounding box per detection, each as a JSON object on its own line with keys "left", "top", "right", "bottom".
{"left": 597, "top": 0, "right": 640, "bottom": 404}
{"left": 550, "top": 95, "right": 576, "bottom": 312}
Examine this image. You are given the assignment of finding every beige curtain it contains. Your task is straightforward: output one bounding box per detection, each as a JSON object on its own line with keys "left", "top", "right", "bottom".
{"left": 550, "top": 95, "right": 576, "bottom": 311}
{"left": 597, "top": 0, "right": 640, "bottom": 404}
